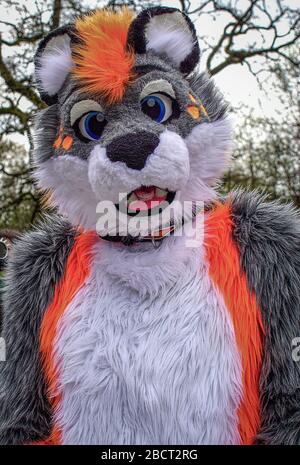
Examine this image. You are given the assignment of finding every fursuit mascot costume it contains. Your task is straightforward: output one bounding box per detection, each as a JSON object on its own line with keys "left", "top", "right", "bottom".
{"left": 1, "top": 6, "right": 300, "bottom": 446}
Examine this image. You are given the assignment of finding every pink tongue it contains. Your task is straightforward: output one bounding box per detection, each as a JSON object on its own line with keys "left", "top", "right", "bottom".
{"left": 129, "top": 187, "right": 166, "bottom": 212}
{"left": 134, "top": 186, "right": 156, "bottom": 200}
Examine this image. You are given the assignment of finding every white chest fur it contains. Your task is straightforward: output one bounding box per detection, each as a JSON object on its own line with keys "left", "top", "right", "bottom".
{"left": 54, "top": 235, "right": 242, "bottom": 445}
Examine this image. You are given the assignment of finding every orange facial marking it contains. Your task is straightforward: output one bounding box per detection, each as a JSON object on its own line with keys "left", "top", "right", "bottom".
{"left": 73, "top": 8, "right": 136, "bottom": 104}
{"left": 189, "top": 93, "right": 198, "bottom": 104}
{"left": 200, "top": 104, "right": 209, "bottom": 119}
{"left": 62, "top": 135, "right": 73, "bottom": 151}
{"left": 188, "top": 93, "right": 210, "bottom": 120}
{"left": 53, "top": 125, "right": 64, "bottom": 149}
{"left": 187, "top": 105, "right": 200, "bottom": 120}
{"left": 53, "top": 135, "right": 63, "bottom": 149}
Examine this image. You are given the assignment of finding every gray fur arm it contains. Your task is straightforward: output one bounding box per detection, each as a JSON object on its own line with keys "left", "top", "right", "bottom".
{"left": 232, "top": 191, "right": 300, "bottom": 445}
{"left": 0, "top": 216, "right": 76, "bottom": 444}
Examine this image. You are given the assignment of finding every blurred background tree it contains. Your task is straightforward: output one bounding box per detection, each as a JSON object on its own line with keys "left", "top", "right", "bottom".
{"left": 0, "top": 0, "right": 299, "bottom": 230}
{"left": 0, "top": 140, "right": 38, "bottom": 229}
{"left": 225, "top": 48, "right": 300, "bottom": 204}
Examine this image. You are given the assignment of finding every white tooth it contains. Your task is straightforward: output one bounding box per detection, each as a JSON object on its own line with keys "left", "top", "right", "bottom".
{"left": 138, "top": 192, "right": 154, "bottom": 200}
{"left": 156, "top": 188, "right": 167, "bottom": 197}
{"left": 128, "top": 193, "right": 138, "bottom": 205}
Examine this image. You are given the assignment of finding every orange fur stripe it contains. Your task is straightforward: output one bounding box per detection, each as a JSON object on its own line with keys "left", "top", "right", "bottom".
{"left": 62, "top": 135, "right": 73, "bottom": 151}
{"left": 73, "top": 8, "right": 136, "bottom": 103}
{"left": 53, "top": 135, "right": 62, "bottom": 149}
{"left": 38, "top": 231, "right": 98, "bottom": 444}
{"left": 205, "top": 202, "right": 265, "bottom": 445}
{"left": 188, "top": 93, "right": 197, "bottom": 104}
{"left": 200, "top": 104, "right": 209, "bottom": 119}
{"left": 187, "top": 105, "right": 200, "bottom": 120}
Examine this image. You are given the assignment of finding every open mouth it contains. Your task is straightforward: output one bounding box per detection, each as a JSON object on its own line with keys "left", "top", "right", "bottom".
{"left": 105, "top": 186, "right": 177, "bottom": 244}
{"left": 102, "top": 186, "right": 200, "bottom": 245}
{"left": 125, "top": 186, "right": 176, "bottom": 216}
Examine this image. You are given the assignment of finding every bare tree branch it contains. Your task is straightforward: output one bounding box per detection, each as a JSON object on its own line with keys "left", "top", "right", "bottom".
{"left": 50, "top": 0, "right": 62, "bottom": 29}
{"left": 0, "top": 35, "right": 43, "bottom": 107}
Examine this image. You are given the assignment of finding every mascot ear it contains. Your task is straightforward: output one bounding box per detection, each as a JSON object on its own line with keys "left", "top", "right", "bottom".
{"left": 127, "top": 6, "right": 200, "bottom": 75}
{"left": 34, "top": 25, "right": 74, "bottom": 105}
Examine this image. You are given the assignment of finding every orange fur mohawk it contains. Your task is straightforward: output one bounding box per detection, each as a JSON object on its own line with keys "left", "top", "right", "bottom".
{"left": 72, "top": 8, "right": 136, "bottom": 104}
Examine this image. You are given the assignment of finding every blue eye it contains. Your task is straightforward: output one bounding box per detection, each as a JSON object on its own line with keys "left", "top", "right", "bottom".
{"left": 78, "top": 111, "right": 107, "bottom": 141}
{"left": 141, "top": 93, "right": 173, "bottom": 123}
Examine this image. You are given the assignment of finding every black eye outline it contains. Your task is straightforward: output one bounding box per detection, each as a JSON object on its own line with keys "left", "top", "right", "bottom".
{"left": 140, "top": 92, "right": 180, "bottom": 124}
{"left": 73, "top": 111, "right": 108, "bottom": 143}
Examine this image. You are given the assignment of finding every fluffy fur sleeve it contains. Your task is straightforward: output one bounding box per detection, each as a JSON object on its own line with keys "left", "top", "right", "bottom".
{"left": 0, "top": 215, "right": 76, "bottom": 445}
{"left": 231, "top": 190, "right": 300, "bottom": 444}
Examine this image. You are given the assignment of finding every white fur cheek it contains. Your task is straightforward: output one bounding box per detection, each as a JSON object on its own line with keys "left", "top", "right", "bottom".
{"left": 34, "top": 156, "right": 98, "bottom": 230}
{"left": 88, "top": 146, "right": 138, "bottom": 204}
{"left": 185, "top": 117, "right": 233, "bottom": 185}
{"left": 144, "top": 130, "right": 190, "bottom": 192}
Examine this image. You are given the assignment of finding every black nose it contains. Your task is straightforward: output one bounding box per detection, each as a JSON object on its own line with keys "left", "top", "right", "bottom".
{"left": 106, "top": 131, "right": 160, "bottom": 170}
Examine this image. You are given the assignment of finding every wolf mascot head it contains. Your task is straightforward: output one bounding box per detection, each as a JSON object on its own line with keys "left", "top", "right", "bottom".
{"left": 34, "top": 6, "right": 231, "bottom": 242}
